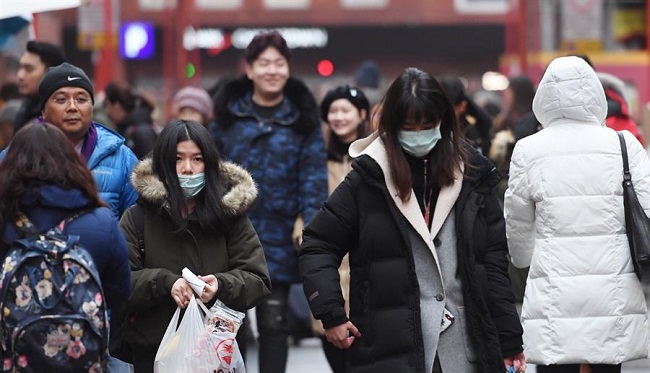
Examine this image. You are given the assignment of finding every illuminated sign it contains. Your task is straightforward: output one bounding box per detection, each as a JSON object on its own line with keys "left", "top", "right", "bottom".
{"left": 120, "top": 22, "right": 155, "bottom": 59}
{"left": 183, "top": 26, "right": 226, "bottom": 50}
{"left": 182, "top": 27, "right": 328, "bottom": 51}
{"left": 231, "top": 28, "right": 328, "bottom": 49}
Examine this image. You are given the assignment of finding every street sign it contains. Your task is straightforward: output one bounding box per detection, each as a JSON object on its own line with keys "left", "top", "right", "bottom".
{"left": 561, "top": 0, "right": 603, "bottom": 52}
{"left": 77, "top": 0, "right": 119, "bottom": 51}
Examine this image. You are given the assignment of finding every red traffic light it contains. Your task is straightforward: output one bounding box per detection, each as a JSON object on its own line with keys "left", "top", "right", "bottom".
{"left": 317, "top": 59, "right": 334, "bottom": 77}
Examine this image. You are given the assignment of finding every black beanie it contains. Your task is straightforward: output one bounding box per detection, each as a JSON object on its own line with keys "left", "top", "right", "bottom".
{"left": 38, "top": 62, "right": 94, "bottom": 110}
{"left": 320, "top": 85, "right": 370, "bottom": 123}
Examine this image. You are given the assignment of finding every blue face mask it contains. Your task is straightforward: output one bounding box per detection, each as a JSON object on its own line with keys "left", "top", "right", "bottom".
{"left": 178, "top": 173, "right": 205, "bottom": 198}
{"left": 398, "top": 126, "right": 442, "bottom": 158}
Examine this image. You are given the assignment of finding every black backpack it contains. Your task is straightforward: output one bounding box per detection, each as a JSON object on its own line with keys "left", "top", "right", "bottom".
{"left": 0, "top": 211, "right": 109, "bottom": 372}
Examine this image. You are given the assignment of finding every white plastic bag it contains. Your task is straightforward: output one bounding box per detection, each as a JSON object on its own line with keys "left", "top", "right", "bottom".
{"left": 154, "top": 297, "right": 220, "bottom": 373}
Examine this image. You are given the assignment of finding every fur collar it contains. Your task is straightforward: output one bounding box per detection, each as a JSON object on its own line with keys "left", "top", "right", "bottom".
{"left": 130, "top": 158, "right": 257, "bottom": 217}
{"left": 212, "top": 75, "right": 319, "bottom": 135}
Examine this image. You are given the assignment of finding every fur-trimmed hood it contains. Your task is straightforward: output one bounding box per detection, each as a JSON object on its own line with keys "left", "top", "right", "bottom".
{"left": 130, "top": 158, "right": 257, "bottom": 217}
{"left": 212, "top": 75, "right": 320, "bottom": 135}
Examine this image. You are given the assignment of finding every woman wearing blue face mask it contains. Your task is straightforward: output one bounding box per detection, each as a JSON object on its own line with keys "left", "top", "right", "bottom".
{"left": 117, "top": 120, "right": 271, "bottom": 372}
{"left": 298, "top": 68, "right": 526, "bottom": 373}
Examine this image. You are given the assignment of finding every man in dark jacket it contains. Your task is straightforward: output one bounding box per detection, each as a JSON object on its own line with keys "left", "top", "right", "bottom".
{"left": 210, "top": 31, "right": 328, "bottom": 373}
{"left": 14, "top": 41, "right": 66, "bottom": 132}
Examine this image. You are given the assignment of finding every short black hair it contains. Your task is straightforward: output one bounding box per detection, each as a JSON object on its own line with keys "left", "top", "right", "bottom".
{"left": 437, "top": 75, "right": 467, "bottom": 105}
{"left": 244, "top": 31, "right": 291, "bottom": 64}
{"left": 26, "top": 41, "right": 66, "bottom": 68}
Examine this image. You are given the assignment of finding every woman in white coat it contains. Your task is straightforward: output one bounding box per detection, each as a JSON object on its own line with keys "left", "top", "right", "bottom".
{"left": 505, "top": 56, "right": 650, "bottom": 373}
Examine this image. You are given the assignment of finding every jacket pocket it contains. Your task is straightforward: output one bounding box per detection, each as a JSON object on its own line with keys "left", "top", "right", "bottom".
{"left": 456, "top": 306, "right": 478, "bottom": 363}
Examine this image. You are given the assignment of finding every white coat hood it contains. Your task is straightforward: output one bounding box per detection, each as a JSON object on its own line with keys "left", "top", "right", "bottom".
{"left": 532, "top": 56, "right": 607, "bottom": 129}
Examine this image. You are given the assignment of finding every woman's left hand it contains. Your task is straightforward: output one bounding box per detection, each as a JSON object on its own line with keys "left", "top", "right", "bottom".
{"left": 504, "top": 351, "right": 526, "bottom": 372}
{"left": 198, "top": 274, "right": 218, "bottom": 303}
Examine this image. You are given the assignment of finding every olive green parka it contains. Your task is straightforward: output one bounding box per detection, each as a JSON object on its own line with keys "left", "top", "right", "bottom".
{"left": 119, "top": 158, "right": 271, "bottom": 353}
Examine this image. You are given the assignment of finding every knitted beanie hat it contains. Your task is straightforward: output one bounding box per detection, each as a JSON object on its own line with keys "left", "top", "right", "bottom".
{"left": 172, "top": 86, "right": 212, "bottom": 120}
{"left": 38, "top": 62, "right": 94, "bottom": 110}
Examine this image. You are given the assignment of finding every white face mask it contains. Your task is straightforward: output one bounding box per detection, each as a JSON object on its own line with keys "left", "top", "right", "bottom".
{"left": 397, "top": 126, "right": 442, "bottom": 157}
{"left": 177, "top": 173, "right": 205, "bottom": 198}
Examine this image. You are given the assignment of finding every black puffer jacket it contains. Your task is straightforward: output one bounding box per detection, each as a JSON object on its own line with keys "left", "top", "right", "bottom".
{"left": 299, "top": 142, "right": 523, "bottom": 373}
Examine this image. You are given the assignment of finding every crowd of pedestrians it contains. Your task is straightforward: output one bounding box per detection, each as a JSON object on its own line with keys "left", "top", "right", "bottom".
{"left": 0, "top": 32, "right": 649, "bottom": 373}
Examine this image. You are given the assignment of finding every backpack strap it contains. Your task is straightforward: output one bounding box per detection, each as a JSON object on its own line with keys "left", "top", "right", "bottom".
{"left": 15, "top": 212, "right": 39, "bottom": 236}
{"left": 131, "top": 204, "right": 146, "bottom": 263}
{"left": 56, "top": 208, "right": 94, "bottom": 233}
{"left": 15, "top": 208, "right": 94, "bottom": 237}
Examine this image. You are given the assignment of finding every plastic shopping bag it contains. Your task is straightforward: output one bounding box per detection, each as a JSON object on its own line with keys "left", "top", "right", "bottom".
{"left": 154, "top": 297, "right": 220, "bottom": 373}
{"left": 205, "top": 299, "right": 246, "bottom": 373}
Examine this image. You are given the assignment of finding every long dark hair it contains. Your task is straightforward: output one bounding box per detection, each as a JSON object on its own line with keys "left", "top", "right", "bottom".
{"left": 152, "top": 120, "right": 228, "bottom": 232}
{"left": 378, "top": 67, "right": 469, "bottom": 201}
{"left": 0, "top": 123, "right": 105, "bottom": 230}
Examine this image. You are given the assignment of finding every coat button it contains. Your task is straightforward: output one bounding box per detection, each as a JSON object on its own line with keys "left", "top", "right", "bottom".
{"left": 433, "top": 237, "right": 441, "bottom": 247}
{"left": 435, "top": 293, "right": 444, "bottom": 301}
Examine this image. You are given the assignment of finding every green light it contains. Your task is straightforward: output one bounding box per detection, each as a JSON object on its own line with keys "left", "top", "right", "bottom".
{"left": 185, "top": 63, "right": 196, "bottom": 78}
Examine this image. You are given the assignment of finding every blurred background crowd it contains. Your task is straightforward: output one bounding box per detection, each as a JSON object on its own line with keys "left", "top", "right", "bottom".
{"left": 2, "top": 1, "right": 650, "bottom": 372}
{"left": 1, "top": 0, "right": 650, "bottom": 153}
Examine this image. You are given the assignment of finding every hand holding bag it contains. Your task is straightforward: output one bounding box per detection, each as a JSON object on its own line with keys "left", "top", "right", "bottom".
{"left": 153, "top": 297, "right": 220, "bottom": 373}
{"left": 617, "top": 132, "right": 650, "bottom": 283}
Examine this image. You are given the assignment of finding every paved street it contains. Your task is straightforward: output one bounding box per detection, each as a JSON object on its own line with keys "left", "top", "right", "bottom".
{"left": 245, "top": 337, "right": 650, "bottom": 373}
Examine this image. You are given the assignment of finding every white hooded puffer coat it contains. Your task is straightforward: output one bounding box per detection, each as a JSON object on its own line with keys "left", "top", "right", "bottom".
{"left": 504, "top": 56, "right": 650, "bottom": 365}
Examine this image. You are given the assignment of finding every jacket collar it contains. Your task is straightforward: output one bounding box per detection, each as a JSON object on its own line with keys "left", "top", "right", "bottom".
{"left": 87, "top": 123, "right": 125, "bottom": 169}
{"left": 229, "top": 91, "right": 298, "bottom": 126}
{"left": 130, "top": 158, "right": 258, "bottom": 217}
{"left": 213, "top": 75, "right": 320, "bottom": 135}
{"left": 350, "top": 132, "right": 464, "bottom": 273}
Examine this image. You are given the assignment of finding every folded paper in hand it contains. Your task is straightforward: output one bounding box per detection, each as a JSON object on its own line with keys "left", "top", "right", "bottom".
{"left": 182, "top": 267, "right": 207, "bottom": 296}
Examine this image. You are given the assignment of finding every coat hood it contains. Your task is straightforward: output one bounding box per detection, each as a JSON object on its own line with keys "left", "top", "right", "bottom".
{"left": 532, "top": 56, "right": 607, "bottom": 128}
{"left": 130, "top": 158, "right": 257, "bottom": 217}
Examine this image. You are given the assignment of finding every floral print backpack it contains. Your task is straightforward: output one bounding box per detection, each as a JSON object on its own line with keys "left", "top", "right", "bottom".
{"left": 0, "top": 211, "right": 108, "bottom": 373}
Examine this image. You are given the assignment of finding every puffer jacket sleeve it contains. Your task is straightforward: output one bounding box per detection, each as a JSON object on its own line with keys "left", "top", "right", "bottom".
{"left": 624, "top": 130, "right": 650, "bottom": 214}
{"left": 215, "top": 214, "right": 271, "bottom": 311}
{"left": 299, "top": 172, "right": 359, "bottom": 329}
{"left": 299, "top": 126, "right": 328, "bottom": 225}
{"left": 118, "top": 148, "right": 139, "bottom": 217}
{"left": 119, "top": 206, "right": 180, "bottom": 313}
{"left": 481, "top": 188, "right": 524, "bottom": 357}
{"left": 504, "top": 140, "right": 536, "bottom": 268}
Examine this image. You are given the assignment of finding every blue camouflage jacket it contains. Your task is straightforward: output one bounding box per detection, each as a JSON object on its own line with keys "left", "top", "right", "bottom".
{"left": 211, "top": 76, "right": 328, "bottom": 283}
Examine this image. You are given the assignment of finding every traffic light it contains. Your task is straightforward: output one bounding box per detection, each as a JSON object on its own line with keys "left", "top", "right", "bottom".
{"left": 185, "top": 63, "right": 196, "bottom": 79}
{"left": 317, "top": 59, "right": 334, "bottom": 77}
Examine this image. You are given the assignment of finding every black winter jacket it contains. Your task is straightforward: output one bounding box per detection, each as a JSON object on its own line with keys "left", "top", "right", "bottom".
{"left": 299, "top": 144, "right": 523, "bottom": 373}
